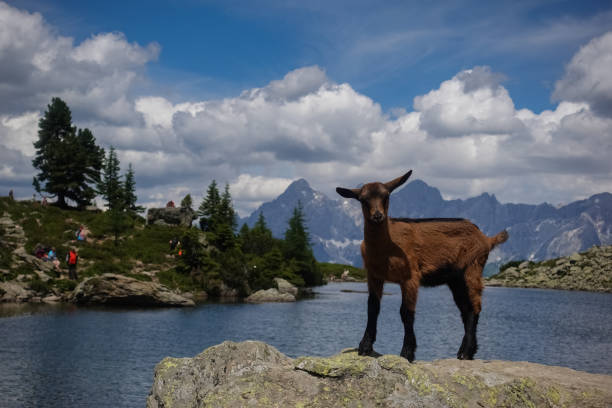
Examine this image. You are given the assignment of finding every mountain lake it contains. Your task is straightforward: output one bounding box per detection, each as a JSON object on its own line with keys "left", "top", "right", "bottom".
{"left": 1, "top": 283, "right": 611, "bottom": 407}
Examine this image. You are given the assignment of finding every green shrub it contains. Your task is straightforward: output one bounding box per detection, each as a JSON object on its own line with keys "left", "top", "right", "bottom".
{"left": 499, "top": 260, "right": 523, "bottom": 271}
{"left": 0, "top": 244, "right": 12, "bottom": 270}
{"left": 157, "top": 268, "right": 197, "bottom": 292}
{"left": 54, "top": 279, "right": 77, "bottom": 292}
{"left": 29, "top": 277, "right": 51, "bottom": 294}
{"left": 82, "top": 260, "right": 130, "bottom": 277}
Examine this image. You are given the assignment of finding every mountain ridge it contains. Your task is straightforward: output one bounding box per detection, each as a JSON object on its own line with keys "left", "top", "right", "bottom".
{"left": 240, "top": 179, "right": 612, "bottom": 272}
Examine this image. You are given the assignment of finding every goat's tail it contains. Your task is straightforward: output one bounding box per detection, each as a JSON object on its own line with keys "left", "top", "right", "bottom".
{"left": 489, "top": 230, "right": 509, "bottom": 250}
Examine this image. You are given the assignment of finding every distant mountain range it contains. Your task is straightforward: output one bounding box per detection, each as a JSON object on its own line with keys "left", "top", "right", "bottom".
{"left": 240, "top": 179, "right": 612, "bottom": 275}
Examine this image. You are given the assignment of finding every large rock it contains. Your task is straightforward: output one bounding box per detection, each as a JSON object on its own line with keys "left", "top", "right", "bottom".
{"left": 146, "top": 207, "right": 197, "bottom": 227}
{"left": 0, "top": 281, "right": 34, "bottom": 303}
{"left": 70, "top": 273, "right": 194, "bottom": 307}
{"left": 148, "top": 340, "right": 612, "bottom": 408}
{"left": 273, "top": 277, "right": 298, "bottom": 296}
{"left": 245, "top": 288, "right": 296, "bottom": 303}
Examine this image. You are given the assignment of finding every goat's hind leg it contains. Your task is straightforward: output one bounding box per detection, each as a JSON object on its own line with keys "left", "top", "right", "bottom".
{"left": 359, "top": 277, "right": 383, "bottom": 356}
{"left": 449, "top": 271, "right": 482, "bottom": 360}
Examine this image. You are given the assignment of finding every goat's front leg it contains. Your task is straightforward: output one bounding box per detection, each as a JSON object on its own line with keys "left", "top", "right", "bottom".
{"left": 359, "top": 277, "right": 383, "bottom": 356}
{"left": 399, "top": 281, "right": 418, "bottom": 362}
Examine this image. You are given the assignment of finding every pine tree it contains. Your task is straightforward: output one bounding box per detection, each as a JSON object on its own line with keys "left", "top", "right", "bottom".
{"left": 74, "top": 128, "right": 105, "bottom": 206}
{"left": 198, "top": 180, "right": 221, "bottom": 231}
{"left": 284, "top": 202, "right": 309, "bottom": 259}
{"left": 32, "top": 97, "right": 104, "bottom": 208}
{"left": 123, "top": 163, "right": 144, "bottom": 214}
{"left": 243, "top": 212, "right": 275, "bottom": 257}
{"left": 98, "top": 147, "right": 128, "bottom": 246}
{"left": 98, "top": 146, "right": 123, "bottom": 211}
{"left": 180, "top": 194, "right": 193, "bottom": 210}
{"left": 283, "top": 202, "right": 322, "bottom": 286}
{"left": 213, "top": 184, "right": 235, "bottom": 251}
{"left": 219, "top": 183, "right": 236, "bottom": 231}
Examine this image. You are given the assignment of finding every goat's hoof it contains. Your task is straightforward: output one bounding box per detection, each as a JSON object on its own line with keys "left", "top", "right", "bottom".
{"left": 358, "top": 340, "right": 373, "bottom": 356}
{"left": 457, "top": 352, "right": 474, "bottom": 360}
{"left": 358, "top": 345, "right": 373, "bottom": 356}
{"left": 400, "top": 348, "right": 415, "bottom": 363}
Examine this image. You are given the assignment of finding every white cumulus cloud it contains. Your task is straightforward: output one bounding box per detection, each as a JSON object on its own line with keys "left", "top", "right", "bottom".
{"left": 553, "top": 31, "right": 612, "bottom": 117}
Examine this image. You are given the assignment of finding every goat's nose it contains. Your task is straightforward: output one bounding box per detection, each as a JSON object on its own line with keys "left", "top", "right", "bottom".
{"left": 373, "top": 211, "right": 384, "bottom": 223}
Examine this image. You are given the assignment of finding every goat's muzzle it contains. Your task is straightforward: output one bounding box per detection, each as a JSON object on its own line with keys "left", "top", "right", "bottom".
{"left": 372, "top": 211, "right": 385, "bottom": 224}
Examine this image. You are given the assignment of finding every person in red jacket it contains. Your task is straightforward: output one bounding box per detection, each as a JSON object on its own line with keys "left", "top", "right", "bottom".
{"left": 66, "top": 248, "right": 79, "bottom": 280}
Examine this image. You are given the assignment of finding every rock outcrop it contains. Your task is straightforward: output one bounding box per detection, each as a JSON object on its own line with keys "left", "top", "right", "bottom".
{"left": 274, "top": 277, "right": 298, "bottom": 297}
{"left": 146, "top": 207, "right": 197, "bottom": 227}
{"left": 148, "top": 340, "right": 612, "bottom": 408}
{"left": 245, "top": 277, "right": 298, "bottom": 303}
{"left": 487, "top": 245, "right": 612, "bottom": 292}
{"left": 70, "top": 273, "right": 195, "bottom": 307}
{"left": 245, "top": 288, "right": 296, "bottom": 303}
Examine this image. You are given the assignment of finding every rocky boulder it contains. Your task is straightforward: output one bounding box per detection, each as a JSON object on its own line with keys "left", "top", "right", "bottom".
{"left": 273, "top": 277, "right": 298, "bottom": 296}
{"left": 146, "top": 207, "right": 197, "bottom": 227}
{"left": 70, "top": 273, "right": 194, "bottom": 307}
{"left": 148, "top": 340, "right": 612, "bottom": 408}
{"left": 0, "top": 281, "right": 35, "bottom": 303}
{"left": 245, "top": 288, "right": 296, "bottom": 303}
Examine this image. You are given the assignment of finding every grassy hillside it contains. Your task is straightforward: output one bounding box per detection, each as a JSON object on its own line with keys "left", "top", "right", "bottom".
{"left": 0, "top": 197, "right": 196, "bottom": 295}
{"left": 0, "top": 197, "right": 359, "bottom": 301}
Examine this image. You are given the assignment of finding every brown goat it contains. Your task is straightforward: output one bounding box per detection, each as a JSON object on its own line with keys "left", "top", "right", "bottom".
{"left": 336, "top": 171, "right": 508, "bottom": 362}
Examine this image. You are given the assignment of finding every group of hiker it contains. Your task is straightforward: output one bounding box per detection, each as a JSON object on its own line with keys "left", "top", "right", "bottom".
{"left": 169, "top": 237, "right": 183, "bottom": 256}
{"left": 32, "top": 225, "right": 85, "bottom": 280}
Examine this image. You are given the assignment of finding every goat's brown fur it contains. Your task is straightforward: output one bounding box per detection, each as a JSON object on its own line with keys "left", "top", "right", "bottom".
{"left": 337, "top": 170, "right": 508, "bottom": 361}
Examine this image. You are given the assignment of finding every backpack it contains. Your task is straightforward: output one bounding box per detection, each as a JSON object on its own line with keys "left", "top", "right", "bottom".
{"left": 68, "top": 251, "right": 77, "bottom": 265}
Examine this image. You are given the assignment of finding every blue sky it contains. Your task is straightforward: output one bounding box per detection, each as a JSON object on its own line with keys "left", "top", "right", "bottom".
{"left": 27, "top": 0, "right": 611, "bottom": 110}
{"left": 1, "top": 0, "right": 612, "bottom": 214}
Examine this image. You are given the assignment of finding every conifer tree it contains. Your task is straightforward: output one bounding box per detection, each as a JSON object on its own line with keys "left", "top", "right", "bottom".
{"left": 219, "top": 183, "right": 237, "bottom": 231}
{"left": 244, "top": 212, "right": 275, "bottom": 256}
{"left": 198, "top": 180, "right": 221, "bottom": 231}
{"left": 213, "top": 184, "right": 237, "bottom": 251}
{"left": 284, "top": 201, "right": 322, "bottom": 286}
{"left": 98, "top": 146, "right": 123, "bottom": 211}
{"left": 98, "top": 146, "right": 128, "bottom": 245}
{"left": 32, "top": 97, "right": 104, "bottom": 208}
{"left": 180, "top": 194, "right": 193, "bottom": 210}
{"left": 123, "top": 163, "right": 144, "bottom": 214}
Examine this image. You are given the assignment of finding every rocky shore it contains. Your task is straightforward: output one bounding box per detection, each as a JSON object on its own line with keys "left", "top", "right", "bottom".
{"left": 148, "top": 340, "right": 612, "bottom": 408}
{"left": 486, "top": 245, "right": 612, "bottom": 292}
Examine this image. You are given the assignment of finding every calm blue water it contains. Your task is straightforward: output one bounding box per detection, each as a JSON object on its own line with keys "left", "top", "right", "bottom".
{"left": 1, "top": 283, "right": 611, "bottom": 407}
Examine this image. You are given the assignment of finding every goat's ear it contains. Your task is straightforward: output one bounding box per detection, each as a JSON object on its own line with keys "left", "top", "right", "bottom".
{"left": 384, "top": 170, "right": 412, "bottom": 193}
{"left": 336, "top": 187, "right": 361, "bottom": 200}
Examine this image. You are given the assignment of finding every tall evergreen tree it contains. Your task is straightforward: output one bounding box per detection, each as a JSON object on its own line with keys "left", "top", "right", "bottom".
{"left": 219, "top": 183, "right": 237, "bottom": 231}
{"left": 98, "top": 146, "right": 123, "bottom": 211}
{"left": 242, "top": 212, "right": 275, "bottom": 256}
{"left": 198, "top": 180, "right": 221, "bottom": 231}
{"left": 284, "top": 201, "right": 322, "bottom": 286}
{"left": 32, "top": 97, "right": 104, "bottom": 208}
{"left": 123, "top": 163, "right": 144, "bottom": 214}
